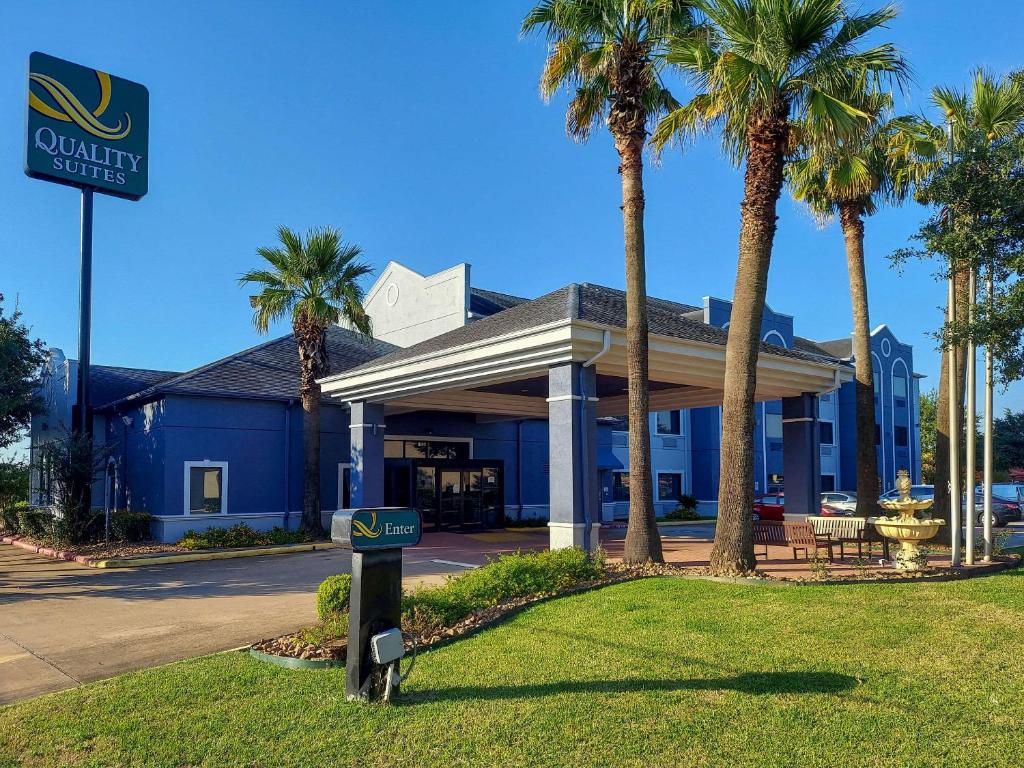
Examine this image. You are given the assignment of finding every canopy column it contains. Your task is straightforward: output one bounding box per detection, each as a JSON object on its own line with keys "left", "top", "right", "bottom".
{"left": 349, "top": 401, "right": 385, "bottom": 507}
{"left": 547, "top": 362, "right": 600, "bottom": 552}
{"left": 782, "top": 393, "right": 821, "bottom": 517}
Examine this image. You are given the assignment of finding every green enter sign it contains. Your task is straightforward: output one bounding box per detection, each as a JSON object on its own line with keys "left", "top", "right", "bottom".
{"left": 331, "top": 508, "right": 422, "bottom": 551}
{"left": 25, "top": 52, "right": 149, "bottom": 200}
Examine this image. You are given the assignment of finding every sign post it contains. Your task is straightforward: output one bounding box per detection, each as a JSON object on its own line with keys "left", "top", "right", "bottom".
{"left": 25, "top": 51, "right": 149, "bottom": 440}
{"left": 331, "top": 507, "right": 421, "bottom": 702}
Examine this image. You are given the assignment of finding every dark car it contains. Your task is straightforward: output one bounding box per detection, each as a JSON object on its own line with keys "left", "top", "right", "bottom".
{"left": 752, "top": 493, "right": 786, "bottom": 521}
{"left": 962, "top": 493, "right": 1022, "bottom": 528}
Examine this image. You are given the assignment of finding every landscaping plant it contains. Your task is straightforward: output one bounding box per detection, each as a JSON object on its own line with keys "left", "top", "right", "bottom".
{"left": 316, "top": 574, "right": 352, "bottom": 620}
{"left": 177, "top": 523, "right": 314, "bottom": 550}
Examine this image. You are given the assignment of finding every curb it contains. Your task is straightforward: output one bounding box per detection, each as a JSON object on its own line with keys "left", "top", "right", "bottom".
{"left": 656, "top": 519, "right": 717, "bottom": 527}
{"left": 1, "top": 535, "right": 338, "bottom": 568}
{"left": 248, "top": 647, "right": 343, "bottom": 670}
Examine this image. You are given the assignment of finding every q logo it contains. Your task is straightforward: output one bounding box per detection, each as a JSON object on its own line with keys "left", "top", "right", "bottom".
{"left": 352, "top": 511, "right": 383, "bottom": 540}
{"left": 28, "top": 69, "right": 131, "bottom": 141}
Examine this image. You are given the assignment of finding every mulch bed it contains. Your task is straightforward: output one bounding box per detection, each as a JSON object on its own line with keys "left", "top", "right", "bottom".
{"left": 1, "top": 532, "right": 184, "bottom": 560}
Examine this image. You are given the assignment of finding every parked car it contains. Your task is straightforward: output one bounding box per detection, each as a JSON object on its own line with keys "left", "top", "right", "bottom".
{"left": 819, "top": 503, "right": 853, "bottom": 517}
{"left": 752, "top": 493, "right": 785, "bottom": 521}
{"left": 962, "top": 493, "right": 1022, "bottom": 528}
{"left": 880, "top": 485, "right": 934, "bottom": 503}
{"left": 976, "top": 483, "right": 1024, "bottom": 503}
{"left": 821, "top": 491, "right": 857, "bottom": 514}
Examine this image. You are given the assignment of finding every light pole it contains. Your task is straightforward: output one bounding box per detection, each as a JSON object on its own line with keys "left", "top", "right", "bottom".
{"left": 965, "top": 265, "right": 976, "bottom": 565}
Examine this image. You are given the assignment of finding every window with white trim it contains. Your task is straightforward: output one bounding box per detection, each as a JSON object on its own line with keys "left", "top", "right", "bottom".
{"left": 655, "top": 410, "right": 681, "bottom": 435}
{"left": 657, "top": 471, "right": 683, "bottom": 501}
{"left": 764, "top": 413, "right": 783, "bottom": 439}
{"left": 185, "top": 461, "right": 228, "bottom": 515}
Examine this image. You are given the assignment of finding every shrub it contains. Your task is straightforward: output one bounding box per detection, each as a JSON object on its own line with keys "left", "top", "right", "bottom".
{"left": 317, "top": 574, "right": 353, "bottom": 620}
{"left": 17, "top": 507, "right": 52, "bottom": 537}
{"left": 177, "top": 523, "right": 312, "bottom": 550}
{"left": 110, "top": 510, "right": 153, "bottom": 542}
{"left": 2, "top": 501, "right": 28, "bottom": 533}
{"left": 662, "top": 494, "right": 701, "bottom": 521}
{"left": 402, "top": 547, "right": 605, "bottom": 633}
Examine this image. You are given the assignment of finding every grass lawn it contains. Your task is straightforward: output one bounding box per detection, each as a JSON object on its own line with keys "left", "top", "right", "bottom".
{"left": 3, "top": 572, "right": 1023, "bottom": 768}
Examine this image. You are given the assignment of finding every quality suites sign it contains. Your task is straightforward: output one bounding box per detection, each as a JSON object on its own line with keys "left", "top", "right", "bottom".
{"left": 25, "top": 52, "right": 149, "bottom": 200}
{"left": 331, "top": 508, "right": 423, "bottom": 552}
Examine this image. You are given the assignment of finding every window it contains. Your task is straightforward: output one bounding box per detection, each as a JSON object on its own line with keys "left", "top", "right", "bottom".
{"left": 893, "top": 376, "right": 907, "bottom": 398}
{"left": 338, "top": 464, "right": 351, "bottom": 509}
{"left": 383, "top": 438, "right": 471, "bottom": 460}
{"left": 819, "top": 421, "right": 834, "bottom": 445}
{"left": 820, "top": 475, "right": 836, "bottom": 492}
{"left": 612, "top": 471, "right": 630, "bottom": 502}
{"left": 765, "top": 413, "right": 783, "bottom": 439}
{"left": 894, "top": 426, "right": 908, "bottom": 447}
{"left": 184, "top": 461, "right": 227, "bottom": 515}
{"left": 655, "top": 411, "right": 681, "bottom": 435}
{"left": 657, "top": 472, "right": 683, "bottom": 501}
{"left": 875, "top": 424, "right": 881, "bottom": 446}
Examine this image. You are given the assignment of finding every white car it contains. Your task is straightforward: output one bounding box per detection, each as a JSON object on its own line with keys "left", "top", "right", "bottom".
{"left": 820, "top": 491, "right": 858, "bottom": 513}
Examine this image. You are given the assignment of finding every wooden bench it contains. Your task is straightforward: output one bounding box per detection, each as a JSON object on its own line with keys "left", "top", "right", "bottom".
{"left": 753, "top": 521, "right": 833, "bottom": 561}
{"left": 807, "top": 516, "right": 891, "bottom": 561}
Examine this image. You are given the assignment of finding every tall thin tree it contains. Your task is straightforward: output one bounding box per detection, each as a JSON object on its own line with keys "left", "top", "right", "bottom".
{"left": 788, "top": 98, "right": 939, "bottom": 518}
{"left": 241, "top": 227, "right": 372, "bottom": 534}
{"left": 653, "top": 0, "right": 907, "bottom": 574}
{"left": 522, "top": 0, "right": 695, "bottom": 563}
{"left": 928, "top": 71, "right": 1024, "bottom": 539}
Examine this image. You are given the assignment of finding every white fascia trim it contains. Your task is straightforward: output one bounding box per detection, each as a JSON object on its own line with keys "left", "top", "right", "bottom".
{"left": 319, "top": 318, "right": 574, "bottom": 388}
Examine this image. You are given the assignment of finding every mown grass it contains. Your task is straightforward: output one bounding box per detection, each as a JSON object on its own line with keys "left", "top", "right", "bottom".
{"left": 3, "top": 572, "right": 1023, "bottom": 768}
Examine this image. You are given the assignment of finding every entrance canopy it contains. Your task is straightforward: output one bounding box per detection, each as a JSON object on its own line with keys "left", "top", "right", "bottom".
{"left": 319, "top": 283, "right": 850, "bottom": 418}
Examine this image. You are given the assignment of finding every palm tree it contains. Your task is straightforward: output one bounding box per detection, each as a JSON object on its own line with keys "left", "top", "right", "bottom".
{"left": 240, "top": 226, "right": 373, "bottom": 534}
{"left": 652, "top": 0, "right": 907, "bottom": 574}
{"left": 522, "top": 0, "right": 695, "bottom": 564}
{"left": 928, "top": 71, "right": 1024, "bottom": 537}
{"left": 788, "top": 97, "right": 939, "bottom": 518}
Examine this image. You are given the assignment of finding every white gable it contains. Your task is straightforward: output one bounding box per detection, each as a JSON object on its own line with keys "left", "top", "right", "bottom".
{"left": 357, "top": 261, "right": 471, "bottom": 347}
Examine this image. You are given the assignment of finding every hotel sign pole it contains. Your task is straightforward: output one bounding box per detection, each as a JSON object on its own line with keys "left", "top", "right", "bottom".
{"left": 24, "top": 52, "right": 149, "bottom": 440}
{"left": 77, "top": 187, "right": 94, "bottom": 437}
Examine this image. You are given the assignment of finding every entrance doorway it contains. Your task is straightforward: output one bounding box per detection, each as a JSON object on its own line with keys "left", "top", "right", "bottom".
{"left": 385, "top": 459, "right": 504, "bottom": 531}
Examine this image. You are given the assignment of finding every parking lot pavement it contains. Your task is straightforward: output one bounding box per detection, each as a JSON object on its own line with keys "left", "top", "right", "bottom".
{"left": 0, "top": 531, "right": 549, "bottom": 705}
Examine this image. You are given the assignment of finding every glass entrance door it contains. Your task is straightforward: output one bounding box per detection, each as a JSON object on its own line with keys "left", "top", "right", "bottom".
{"left": 439, "top": 470, "right": 463, "bottom": 529}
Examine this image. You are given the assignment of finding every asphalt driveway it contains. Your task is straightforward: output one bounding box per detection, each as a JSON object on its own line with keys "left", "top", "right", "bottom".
{"left": 0, "top": 529, "right": 549, "bottom": 705}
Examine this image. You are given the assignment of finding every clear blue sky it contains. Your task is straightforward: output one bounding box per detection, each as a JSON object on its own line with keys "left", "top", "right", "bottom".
{"left": 3, "top": 1, "right": 1023, "bottom": 422}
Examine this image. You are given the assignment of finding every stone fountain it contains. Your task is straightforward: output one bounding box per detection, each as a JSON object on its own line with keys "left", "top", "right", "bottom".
{"left": 875, "top": 469, "right": 945, "bottom": 571}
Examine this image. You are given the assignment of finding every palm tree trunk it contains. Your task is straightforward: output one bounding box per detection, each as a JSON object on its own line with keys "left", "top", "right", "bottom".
{"left": 933, "top": 268, "right": 969, "bottom": 546}
{"left": 618, "top": 133, "right": 663, "bottom": 565}
{"left": 295, "top": 318, "right": 326, "bottom": 535}
{"left": 710, "top": 108, "right": 788, "bottom": 576}
{"left": 838, "top": 202, "right": 880, "bottom": 517}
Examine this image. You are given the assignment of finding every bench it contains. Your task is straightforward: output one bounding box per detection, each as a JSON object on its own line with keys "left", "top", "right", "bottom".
{"left": 807, "top": 516, "right": 890, "bottom": 561}
{"left": 753, "top": 521, "right": 833, "bottom": 561}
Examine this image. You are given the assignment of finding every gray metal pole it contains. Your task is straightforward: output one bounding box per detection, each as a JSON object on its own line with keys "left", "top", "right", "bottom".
{"left": 947, "top": 119, "right": 962, "bottom": 567}
{"left": 76, "top": 186, "right": 94, "bottom": 439}
{"left": 965, "top": 266, "right": 976, "bottom": 565}
{"left": 983, "top": 263, "right": 994, "bottom": 560}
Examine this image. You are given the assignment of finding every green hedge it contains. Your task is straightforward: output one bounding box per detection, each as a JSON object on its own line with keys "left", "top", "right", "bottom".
{"left": 17, "top": 507, "right": 52, "bottom": 538}
{"left": 317, "top": 574, "right": 352, "bottom": 620}
{"left": 1, "top": 501, "right": 29, "bottom": 533}
{"left": 177, "top": 523, "right": 313, "bottom": 550}
{"left": 401, "top": 547, "right": 605, "bottom": 632}
{"left": 110, "top": 510, "right": 153, "bottom": 542}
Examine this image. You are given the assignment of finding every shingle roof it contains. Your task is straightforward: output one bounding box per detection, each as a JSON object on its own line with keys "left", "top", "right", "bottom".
{"left": 792, "top": 336, "right": 842, "bottom": 361}
{"left": 816, "top": 338, "right": 854, "bottom": 359}
{"left": 90, "top": 365, "right": 180, "bottom": 409}
{"left": 329, "top": 283, "right": 829, "bottom": 380}
{"left": 470, "top": 287, "right": 529, "bottom": 315}
{"left": 99, "top": 326, "right": 395, "bottom": 410}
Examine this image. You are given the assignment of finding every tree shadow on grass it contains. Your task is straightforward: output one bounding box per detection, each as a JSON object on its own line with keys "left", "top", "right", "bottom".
{"left": 400, "top": 671, "right": 860, "bottom": 704}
